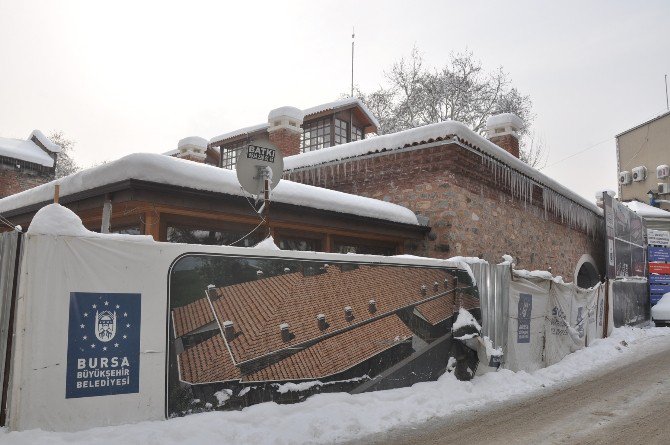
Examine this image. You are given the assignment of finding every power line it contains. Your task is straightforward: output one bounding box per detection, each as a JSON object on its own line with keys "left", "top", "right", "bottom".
{"left": 539, "top": 137, "right": 613, "bottom": 170}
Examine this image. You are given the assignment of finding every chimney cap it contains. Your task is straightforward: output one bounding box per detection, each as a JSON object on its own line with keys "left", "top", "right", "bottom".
{"left": 268, "top": 106, "right": 305, "bottom": 123}
{"left": 486, "top": 113, "right": 523, "bottom": 130}
{"left": 178, "top": 136, "right": 208, "bottom": 149}
{"left": 279, "top": 323, "right": 290, "bottom": 331}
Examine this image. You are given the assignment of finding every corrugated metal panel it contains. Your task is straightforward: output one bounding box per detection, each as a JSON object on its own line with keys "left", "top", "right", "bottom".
{"left": 471, "top": 262, "right": 510, "bottom": 352}
{"left": 0, "top": 231, "right": 19, "bottom": 398}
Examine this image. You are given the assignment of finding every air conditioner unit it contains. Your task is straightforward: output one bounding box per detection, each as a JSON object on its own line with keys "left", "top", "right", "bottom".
{"left": 659, "top": 183, "right": 670, "bottom": 194}
{"left": 619, "top": 171, "right": 632, "bottom": 185}
{"left": 632, "top": 166, "right": 647, "bottom": 182}
{"left": 658, "top": 164, "right": 670, "bottom": 179}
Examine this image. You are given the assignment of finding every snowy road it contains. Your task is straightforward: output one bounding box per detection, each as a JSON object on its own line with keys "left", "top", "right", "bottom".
{"left": 3, "top": 327, "right": 670, "bottom": 445}
{"left": 371, "top": 335, "right": 670, "bottom": 445}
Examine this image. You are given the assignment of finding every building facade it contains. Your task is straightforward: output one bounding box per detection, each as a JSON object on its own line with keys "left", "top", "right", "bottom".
{"left": 161, "top": 99, "right": 605, "bottom": 284}
{"left": 616, "top": 111, "right": 670, "bottom": 211}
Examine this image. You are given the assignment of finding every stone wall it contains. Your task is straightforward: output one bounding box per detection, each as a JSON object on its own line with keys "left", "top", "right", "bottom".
{"left": 285, "top": 142, "right": 605, "bottom": 280}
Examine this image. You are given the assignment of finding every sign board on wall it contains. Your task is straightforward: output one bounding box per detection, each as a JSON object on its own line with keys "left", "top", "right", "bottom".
{"left": 603, "top": 194, "right": 647, "bottom": 279}
{"left": 517, "top": 293, "right": 532, "bottom": 343}
{"left": 66, "top": 292, "right": 141, "bottom": 399}
{"left": 648, "top": 229, "right": 670, "bottom": 247}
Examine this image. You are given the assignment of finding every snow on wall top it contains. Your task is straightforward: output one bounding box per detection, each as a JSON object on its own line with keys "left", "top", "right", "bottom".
{"left": 302, "top": 97, "right": 380, "bottom": 129}
{"left": 622, "top": 200, "right": 670, "bottom": 218}
{"left": 284, "top": 120, "right": 602, "bottom": 216}
{"left": 27, "top": 203, "right": 153, "bottom": 241}
{"left": 0, "top": 153, "right": 419, "bottom": 225}
{"left": 210, "top": 123, "right": 270, "bottom": 145}
{"left": 0, "top": 132, "right": 57, "bottom": 167}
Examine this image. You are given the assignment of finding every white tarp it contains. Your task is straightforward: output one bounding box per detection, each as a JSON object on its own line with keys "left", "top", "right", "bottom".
{"left": 6, "top": 204, "right": 471, "bottom": 432}
{"left": 505, "top": 277, "right": 549, "bottom": 372}
{"left": 504, "top": 273, "right": 605, "bottom": 372}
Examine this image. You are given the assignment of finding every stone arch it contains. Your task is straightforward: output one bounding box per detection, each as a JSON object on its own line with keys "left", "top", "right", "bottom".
{"left": 574, "top": 254, "right": 600, "bottom": 288}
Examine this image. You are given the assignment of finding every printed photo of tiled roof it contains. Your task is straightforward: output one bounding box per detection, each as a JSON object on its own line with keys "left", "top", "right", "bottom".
{"left": 208, "top": 265, "right": 457, "bottom": 365}
{"left": 172, "top": 297, "right": 215, "bottom": 338}
{"left": 177, "top": 314, "right": 412, "bottom": 384}
{"left": 172, "top": 262, "right": 478, "bottom": 385}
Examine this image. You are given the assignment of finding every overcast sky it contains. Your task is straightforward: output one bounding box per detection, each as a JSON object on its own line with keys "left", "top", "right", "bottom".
{"left": 1, "top": 0, "right": 668, "bottom": 202}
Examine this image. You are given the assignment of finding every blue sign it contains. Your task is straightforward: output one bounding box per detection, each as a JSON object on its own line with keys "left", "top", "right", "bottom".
{"left": 66, "top": 292, "right": 141, "bottom": 399}
{"left": 650, "top": 275, "right": 670, "bottom": 285}
{"left": 517, "top": 293, "right": 532, "bottom": 343}
{"left": 649, "top": 247, "right": 670, "bottom": 262}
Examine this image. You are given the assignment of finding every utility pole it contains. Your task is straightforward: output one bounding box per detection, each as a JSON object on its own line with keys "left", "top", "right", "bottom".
{"left": 351, "top": 27, "right": 355, "bottom": 97}
{"left": 665, "top": 74, "right": 669, "bottom": 111}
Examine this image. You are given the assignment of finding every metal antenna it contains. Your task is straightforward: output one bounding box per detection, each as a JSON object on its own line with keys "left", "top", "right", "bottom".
{"left": 665, "top": 74, "right": 669, "bottom": 111}
{"left": 351, "top": 27, "right": 355, "bottom": 97}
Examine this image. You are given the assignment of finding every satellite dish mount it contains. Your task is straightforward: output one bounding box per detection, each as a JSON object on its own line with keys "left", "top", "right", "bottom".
{"left": 236, "top": 142, "right": 284, "bottom": 236}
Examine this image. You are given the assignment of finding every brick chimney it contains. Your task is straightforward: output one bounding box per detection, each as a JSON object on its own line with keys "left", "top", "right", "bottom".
{"left": 485, "top": 113, "right": 523, "bottom": 158}
{"left": 267, "top": 106, "right": 304, "bottom": 158}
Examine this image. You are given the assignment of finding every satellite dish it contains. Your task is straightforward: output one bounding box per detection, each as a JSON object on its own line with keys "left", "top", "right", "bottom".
{"left": 236, "top": 141, "right": 284, "bottom": 196}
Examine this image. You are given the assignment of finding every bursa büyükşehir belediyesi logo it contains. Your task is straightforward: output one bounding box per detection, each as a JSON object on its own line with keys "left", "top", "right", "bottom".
{"left": 66, "top": 292, "right": 141, "bottom": 399}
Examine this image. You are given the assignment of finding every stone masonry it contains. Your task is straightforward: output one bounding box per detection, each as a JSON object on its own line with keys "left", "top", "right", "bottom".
{"left": 285, "top": 142, "right": 604, "bottom": 280}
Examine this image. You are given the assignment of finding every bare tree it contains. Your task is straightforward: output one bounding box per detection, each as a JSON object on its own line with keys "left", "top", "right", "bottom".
{"left": 352, "top": 48, "right": 544, "bottom": 166}
{"left": 48, "top": 131, "right": 81, "bottom": 178}
{"left": 519, "top": 132, "right": 549, "bottom": 169}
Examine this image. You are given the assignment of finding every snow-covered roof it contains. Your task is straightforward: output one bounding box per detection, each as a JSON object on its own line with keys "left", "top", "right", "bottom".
{"left": 0, "top": 153, "right": 419, "bottom": 226}
{"left": 209, "top": 98, "right": 380, "bottom": 145}
{"left": 284, "top": 121, "right": 602, "bottom": 216}
{"left": 0, "top": 131, "right": 59, "bottom": 167}
{"left": 302, "top": 97, "right": 380, "bottom": 129}
{"left": 210, "top": 123, "right": 270, "bottom": 145}
{"left": 29, "top": 129, "right": 62, "bottom": 153}
{"left": 622, "top": 201, "right": 670, "bottom": 219}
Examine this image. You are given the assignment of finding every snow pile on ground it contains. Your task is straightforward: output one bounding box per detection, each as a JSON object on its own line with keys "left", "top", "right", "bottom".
{"left": 0, "top": 153, "right": 419, "bottom": 226}
{"left": 2, "top": 326, "right": 668, "bottom": 445}
{"left": 26, "top": 204, "right": 153, "bottom": 242}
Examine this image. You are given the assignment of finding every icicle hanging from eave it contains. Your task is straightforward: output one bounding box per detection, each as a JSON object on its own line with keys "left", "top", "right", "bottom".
{"left": 479, "top": 153, "right": 601, "bottom": 238}
{"left": 541, "top": 188, "right": 601, "bottom": 238}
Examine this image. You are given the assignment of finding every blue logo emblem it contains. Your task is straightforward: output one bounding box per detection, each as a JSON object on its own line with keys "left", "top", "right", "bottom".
{"left": 66, "top": 292, "right": 141, "bottom": 399}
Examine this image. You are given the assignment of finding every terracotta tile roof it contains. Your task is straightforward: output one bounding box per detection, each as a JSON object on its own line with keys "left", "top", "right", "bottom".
{"left": 177, "top": 335, "right": 240, "bottom": 384}
{"left": 172, "top": 298, "right": 215, "bottom": 338}
{"left": 209, "top": 265, "right": 456, "bottom": 365}
{"left": 177, "top": 314, "right": 411, "bottom": 384}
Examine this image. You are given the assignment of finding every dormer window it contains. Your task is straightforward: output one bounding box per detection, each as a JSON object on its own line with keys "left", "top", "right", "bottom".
{"left": 300, "top": 110, "right": 368, "bottom": 153}
{"left": 301, "top": 118, "right": 332, "bottom": 152}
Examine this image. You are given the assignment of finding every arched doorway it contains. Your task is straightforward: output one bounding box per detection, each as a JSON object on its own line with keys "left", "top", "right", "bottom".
{"left": 574, "top": 254, "right": 600, "bottom": 288}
